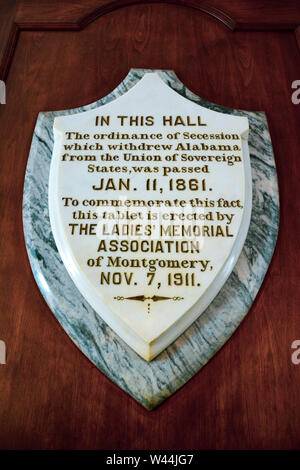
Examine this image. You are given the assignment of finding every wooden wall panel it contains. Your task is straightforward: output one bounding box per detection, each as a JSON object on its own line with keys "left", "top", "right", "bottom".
{"left": 0, "top": 0, "right": 299, "bottom": 450}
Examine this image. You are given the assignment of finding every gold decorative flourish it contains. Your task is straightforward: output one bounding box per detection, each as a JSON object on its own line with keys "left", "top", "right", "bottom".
{"left": 113, "top": 294, "right": 184, "bottom": 315}
{"left": 114, "top": 295, "right": 184, "bottom": 302}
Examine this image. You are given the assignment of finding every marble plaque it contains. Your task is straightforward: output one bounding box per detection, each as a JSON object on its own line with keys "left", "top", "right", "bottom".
{"left": 48, "top": 72, "right": 251, "bottom": 361}
{"left": 23, "top": 69, "right": 279, "bottom": 408}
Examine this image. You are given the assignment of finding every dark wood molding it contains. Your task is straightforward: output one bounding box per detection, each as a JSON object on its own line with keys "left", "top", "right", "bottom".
{"left": 0, "top": 0, "right": 231, "bottom": 82}
{"left": 0, "top": 23, "right": 19, "bottom": 82}
{"left": 0, "top": 0, "right": 299, "bottom": 81}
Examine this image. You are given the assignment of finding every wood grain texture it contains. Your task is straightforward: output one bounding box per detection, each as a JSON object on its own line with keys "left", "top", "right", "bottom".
{"left": 0, "top": 1, "right": 18, "bottom": 53}
{"left": 1, "top": 0, "right": 300, "bottom": 81}
{"left": 0, "top": 0, "right": 19, "bottom": 76}
{"left": 13, "top": 0, "right": 300, "bottom": 25}
{"left": 0, "top": 0, "right": 300, "bottom": 450}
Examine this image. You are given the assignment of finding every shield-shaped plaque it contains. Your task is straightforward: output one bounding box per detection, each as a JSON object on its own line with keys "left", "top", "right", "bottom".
{"left": 24, "top": 69, "right": 279, "bottom": 408}
{"left": 48, "top": 72, "right": 251, "bottom": 361}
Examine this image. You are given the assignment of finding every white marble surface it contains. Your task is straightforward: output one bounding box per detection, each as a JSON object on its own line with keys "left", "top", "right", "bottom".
{"left": 49, "top": 73, "right": 252, "bottom": 360}
{"left": 23, "top": 69, "right": 279, "bottom": 408}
